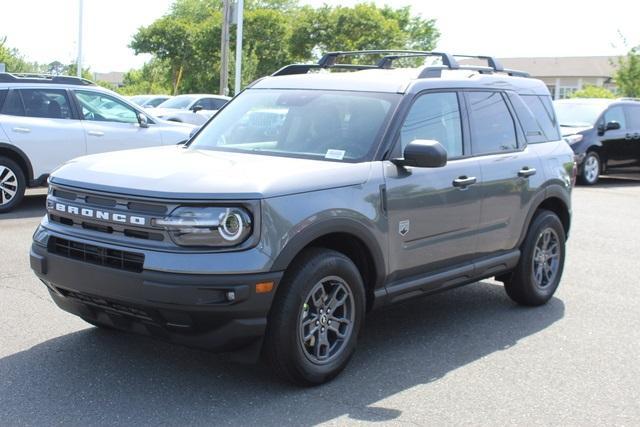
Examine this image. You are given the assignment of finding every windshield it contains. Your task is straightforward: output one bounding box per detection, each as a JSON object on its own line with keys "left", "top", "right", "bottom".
{"left": 158, "top": 95, "right": 197, "bottom": 109}
{"left": 189, "top": 89, "right": 399, "bottom": 162}
{"left": 554, "top": 102, "right": 607, "bottom": 127}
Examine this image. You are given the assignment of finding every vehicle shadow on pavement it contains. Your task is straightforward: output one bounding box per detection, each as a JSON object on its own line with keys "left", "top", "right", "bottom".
{"left": 0, "top": 281, "right": 564, "bottom": 426}
{"left": 0, "top": 194, "right": 46, "bottom": 220}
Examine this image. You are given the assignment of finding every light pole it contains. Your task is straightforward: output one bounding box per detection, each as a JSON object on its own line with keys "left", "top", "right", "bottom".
{"left": 219, "top": 0, "right": 231, "bottom": 96}
{"left": 76, "top": 0, "right": 83, "bottom": 78}
{"left": 234, "top": 0, "right": 244, "bottom": 96}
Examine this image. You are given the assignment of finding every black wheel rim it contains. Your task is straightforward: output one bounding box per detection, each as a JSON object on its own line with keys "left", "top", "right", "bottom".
{"left": 298, "top": 276, "right": 355, "bottom": 365}
{"left": 532, "top": 228, "right": 561, "bottom": 288}
{"left": 0, "top": 165, "right": 18, "bottom": 206}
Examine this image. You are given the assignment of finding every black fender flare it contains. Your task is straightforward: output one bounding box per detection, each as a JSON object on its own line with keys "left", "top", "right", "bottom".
{"left": 270, "top": 218, "right": 387, "bottom": 290}
{"left": 517, "top": 184, "right": 571, "bottom": 247}
{"left": 0, "top": 142, "right": 34, "bottom": 181}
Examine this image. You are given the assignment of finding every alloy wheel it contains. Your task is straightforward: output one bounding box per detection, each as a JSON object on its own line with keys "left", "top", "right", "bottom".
{"left": 584, "top": 154, "right": 599, "bottom": 184}
{"left": 0, "top": 166, "right": 18, "bottom": 206}
{"left": 298, "top": 276, "right": 355, "bottom": 364}
{"left": 532, "top": 228, "right": 561, "bottom": 288}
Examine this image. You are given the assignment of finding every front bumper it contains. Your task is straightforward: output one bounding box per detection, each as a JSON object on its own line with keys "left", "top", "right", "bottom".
{"left": 30, "top": 237, "right": 283, "bottom": 355}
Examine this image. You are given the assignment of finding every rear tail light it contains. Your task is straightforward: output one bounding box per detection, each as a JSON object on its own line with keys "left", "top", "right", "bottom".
{"left": 571, "top": 160, "right": 578, "bottom": 187}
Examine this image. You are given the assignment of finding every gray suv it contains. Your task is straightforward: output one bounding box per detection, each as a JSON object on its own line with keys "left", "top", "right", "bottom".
{"left": 29, "top": 51, "right": 575, "bottom": 385}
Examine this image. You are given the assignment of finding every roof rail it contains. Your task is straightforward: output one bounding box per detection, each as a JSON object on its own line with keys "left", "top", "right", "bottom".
{"left": 271, "top": 50, "right": 529, "bottom": 79}
{"left": 0, "top": 72, "right": 95, "bottom": 86}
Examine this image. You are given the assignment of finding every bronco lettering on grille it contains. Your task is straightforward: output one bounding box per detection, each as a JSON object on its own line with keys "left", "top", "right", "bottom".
{"left": 52, "top": 202, "right": 146, "bottom": 225}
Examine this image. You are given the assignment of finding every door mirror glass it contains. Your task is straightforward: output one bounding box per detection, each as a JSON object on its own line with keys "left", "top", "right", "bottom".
{"left": 395, "top": 139, "right": 447, "bottom": 168}
{"left": 137, "top": 112, "right": 149, "bottom": 128}
{"left": 605, "top": 120, "right": 621, "bottom": 131}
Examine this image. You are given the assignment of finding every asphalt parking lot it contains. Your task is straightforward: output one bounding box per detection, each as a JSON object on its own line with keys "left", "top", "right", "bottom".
{"left": 1, "top": 179, "right": 639, "bottom": 426}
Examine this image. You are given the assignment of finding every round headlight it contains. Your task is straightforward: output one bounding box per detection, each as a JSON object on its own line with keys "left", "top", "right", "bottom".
{"left": 219, "top": 211, "right": 244, "bottom": 241}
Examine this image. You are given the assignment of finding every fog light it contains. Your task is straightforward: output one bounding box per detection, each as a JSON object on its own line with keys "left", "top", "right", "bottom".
{"left": 226, "top": 291, "right": 236, "bottom": 302}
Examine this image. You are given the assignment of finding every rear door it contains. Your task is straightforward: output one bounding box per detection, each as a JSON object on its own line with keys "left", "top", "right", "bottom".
{"left": 72, "top": 89, "right": 163, "bottom": 154}
{"left": 623, "top": 104, "right": 640, "bottom": 164}
{"left": 464, "top": 90, "right": 544, "bottom": 257}
{"left": 0, "top": 87, "right": 85, "bottom": 177}
{"left": 384, "top": 91, "right": 482, "bottom": 280}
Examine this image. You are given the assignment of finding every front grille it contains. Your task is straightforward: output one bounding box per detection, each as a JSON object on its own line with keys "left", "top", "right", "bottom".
{"left": 59, "top": 289, "right": 152, "bottom": 321}
{"left": 49, "top": 237, "right": 144, "bottom": 273}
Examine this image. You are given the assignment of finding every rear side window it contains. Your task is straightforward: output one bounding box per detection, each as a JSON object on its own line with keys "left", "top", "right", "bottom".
{"left": 20, "top": 89, "right": 72, "bottom": 119}
{"left": 467, "top": 91, "right": 517, "bottom": 155}
{"left": 0, "top": 90, "right": 7, "bottom": 110}
{"left": 1, "top": 90, "right": 25, "bottom": 116}
{"left": 626, "top": 106, "right": 640, "bottom": 129}
{"left": 521, "top": 95, "right": 561, "bottom": 142}
{"left": 507, "top": 93, "right": 547, "bottom": 144}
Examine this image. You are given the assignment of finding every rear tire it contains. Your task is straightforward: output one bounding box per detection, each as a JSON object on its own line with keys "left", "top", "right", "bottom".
{"left": 0, "top": 156, "right": 26, "bottom": 213}
{"left": 579, "top": 151, "right": 600, "bottom": 185}
{"left": 263, "top": 248, "right": 365, "bottom": 386}
{"left": 503, "top": 210, "right": 566, "bottom": 306}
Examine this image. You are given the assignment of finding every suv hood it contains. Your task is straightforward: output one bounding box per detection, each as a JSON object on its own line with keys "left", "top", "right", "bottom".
{"left": 49, "top": 146, "right": 372, "bottom": 200}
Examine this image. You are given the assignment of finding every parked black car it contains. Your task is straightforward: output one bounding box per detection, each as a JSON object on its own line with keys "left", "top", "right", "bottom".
{"left": 555, "top": 98, "right": 640, "bottom": 184}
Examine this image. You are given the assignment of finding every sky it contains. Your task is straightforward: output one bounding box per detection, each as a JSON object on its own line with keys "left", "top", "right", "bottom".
{"left": 0, "top": 0, "right": 638, "bottom": 73}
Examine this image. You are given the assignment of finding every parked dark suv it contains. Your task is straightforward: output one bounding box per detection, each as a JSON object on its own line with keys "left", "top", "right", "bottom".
{"left": 30, "top": 51, "right": 574, "bottom": 385}
{"left": 555, "top": 98, "right": 640, "bottom": 184}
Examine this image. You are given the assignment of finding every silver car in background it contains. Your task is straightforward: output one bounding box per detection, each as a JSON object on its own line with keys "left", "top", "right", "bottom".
{"left": 146, "top": 94, "right": 231, "bottom": 125}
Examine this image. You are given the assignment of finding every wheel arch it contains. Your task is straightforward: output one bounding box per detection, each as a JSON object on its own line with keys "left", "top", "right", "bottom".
{"left": 0, "top": 143, "right": 33, "bottom": 183}
{"left": 518, "top": 188, "right": 571, "bottom": 247}
{"left": 271, "top": 220, "right": 386, "bottom": 312}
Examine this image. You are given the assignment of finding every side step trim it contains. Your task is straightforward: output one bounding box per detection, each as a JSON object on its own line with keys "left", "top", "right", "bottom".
{"left": 380, "top": 250, "right": 520, "bottom": 305}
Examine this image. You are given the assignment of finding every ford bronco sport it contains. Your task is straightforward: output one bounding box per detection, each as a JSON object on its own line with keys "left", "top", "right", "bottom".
{"left": 29, "top": 51, "right": 574, "bottom": 386}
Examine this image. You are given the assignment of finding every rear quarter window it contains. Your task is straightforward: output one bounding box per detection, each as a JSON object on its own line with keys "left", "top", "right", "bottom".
{"left": 522, "top": 95, "right": 560, "bottom": 142}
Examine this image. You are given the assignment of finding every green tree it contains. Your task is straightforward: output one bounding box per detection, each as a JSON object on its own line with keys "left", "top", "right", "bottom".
{"left": 615, "top": 46, "right": 640, "bottom": 98}
{"left": 126, "top": 0, "right": 440, "bottom": 95}
{"left": 570, "top": 84, "right": 615, "bottom": 99}
{"left": 0, "top": 36, "right": 32, "bottom": 72}
{"left": 117, "top": 59, "right": 172, "bottom": 95}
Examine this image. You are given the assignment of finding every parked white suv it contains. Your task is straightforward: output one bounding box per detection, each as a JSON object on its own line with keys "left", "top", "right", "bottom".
{"left": 0, "top": 73, "right": 196, "bottom": 212}
{"left": 146, "top": 94, "right": 230, "bottom": 125}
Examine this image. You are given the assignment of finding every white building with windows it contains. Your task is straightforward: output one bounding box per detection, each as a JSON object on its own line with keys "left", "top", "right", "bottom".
{"left": 496, "top": 56, "right": 621, "bottom": 99}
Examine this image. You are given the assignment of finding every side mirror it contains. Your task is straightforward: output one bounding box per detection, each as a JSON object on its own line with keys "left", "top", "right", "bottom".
{"left": 393, "top": 139, "right": 447, "bottom": 168}
{"left": 137, "top": 112, "right": 149, "bottom": 128}
{"left": 605, "top": 121, "right": 621, "bottom": 131}
{"left": 191, "top": 105, "right": 203, "bottom": 113}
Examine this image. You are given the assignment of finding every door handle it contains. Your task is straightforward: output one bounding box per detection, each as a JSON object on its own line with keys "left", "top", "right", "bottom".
{"left": 88, "top": 130, "right": 104, "bottom": 137}
{"left": 12, "top": 127, "right": 30, "bottom": 133}
{"left": 452, "top": 176, "right": 477, "bottom": 188}
{"left": 518, "top": 167, "right": 537, "bottom": 178}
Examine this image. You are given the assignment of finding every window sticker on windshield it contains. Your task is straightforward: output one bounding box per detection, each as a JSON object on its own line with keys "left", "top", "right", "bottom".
{"left": 325, "top": 149, "right": 345, "bottom": 160}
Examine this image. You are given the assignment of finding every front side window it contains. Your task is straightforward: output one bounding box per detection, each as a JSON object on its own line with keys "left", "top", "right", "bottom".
{"left": 467, "top": 91, "right": 517, "bottom": 155}
{"left": 400, "top": 92, "right": 463, "bottom": 157}
{"left": 603, "top": 106, "right": 626, "bottom": 129}
{"left": 626, "top": 106, "right": 640, "bottom": 129}
{"left": 75, "top": 91, "right": 138, "bottom": 124}
{"left": 190, "top": 89, "right": 399, "bottom": 162}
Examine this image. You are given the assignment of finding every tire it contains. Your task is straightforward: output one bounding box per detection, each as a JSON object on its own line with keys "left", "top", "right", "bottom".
{"left": 263, "top": 248, "right": 365, "bottom": 386}
{"left": 0, "top": 156, "right": 26, "bottom": 213}
{"left": 579, "top": 151, "right": 600, "bottom": 185}
{"left": 503, "top": 210, "right": 566, "bottom": 306}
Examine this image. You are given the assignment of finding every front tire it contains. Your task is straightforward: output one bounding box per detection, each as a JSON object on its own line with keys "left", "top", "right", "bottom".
{"left": 579, "top": 151, "right": 600, "bottom": 185}
{"left": 0, "top": 156, "right": 26, "bottom": 213}
{"left": 263, "top": 248, "right": 365, "bottom": 386}
{"left": 503, "top": 210, "right": 566, "bottom": 306}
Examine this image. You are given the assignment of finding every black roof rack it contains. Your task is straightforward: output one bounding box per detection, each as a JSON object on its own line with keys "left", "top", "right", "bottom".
{"left": 272, "top": 50, "right": 529, "bottom": 79}
{"left": 0, "top": 72, "right": 95, "bottom": 86}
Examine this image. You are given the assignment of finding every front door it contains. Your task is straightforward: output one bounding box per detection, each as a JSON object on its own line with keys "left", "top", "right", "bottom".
{"left": 600, "top": 105, "right": 633, "bottom": 168}
{"left": 72, "top": 90, "right": 162, "bottom": 155}
{"left": 385, "top": 91, "right": 482, "bottom": 281}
